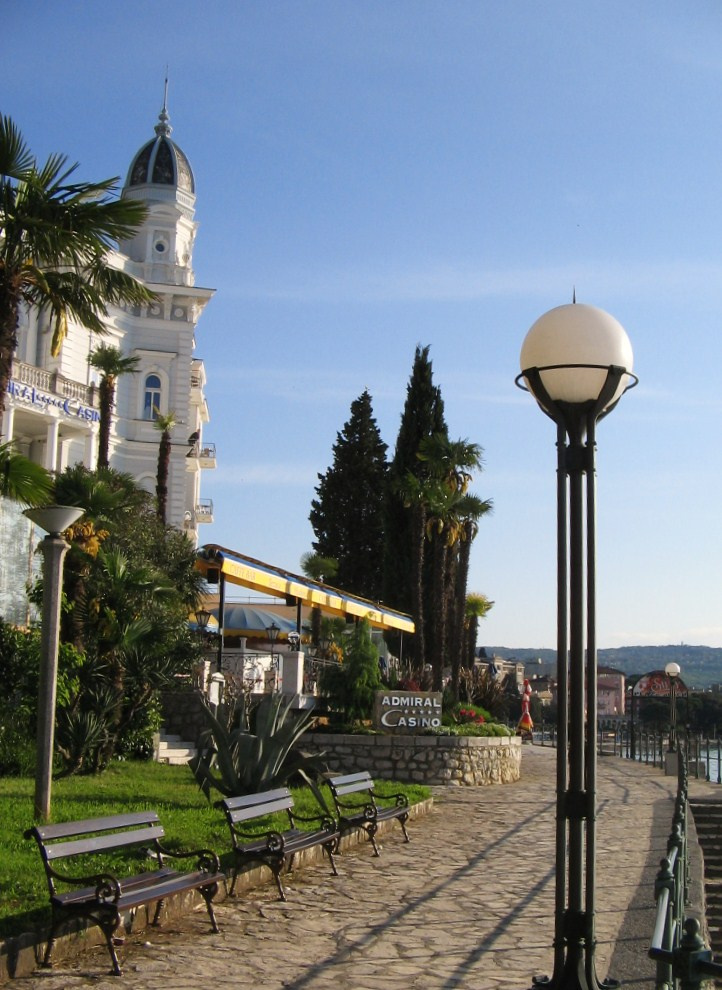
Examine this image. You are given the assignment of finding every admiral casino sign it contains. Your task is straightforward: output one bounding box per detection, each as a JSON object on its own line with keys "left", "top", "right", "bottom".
{"left": 373, "top": 690, "right": 443, "bottom": 734}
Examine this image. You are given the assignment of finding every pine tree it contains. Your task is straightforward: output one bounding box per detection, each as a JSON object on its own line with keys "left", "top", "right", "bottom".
{"left": 309, "top": 390, "right": 388, "bottom": 601}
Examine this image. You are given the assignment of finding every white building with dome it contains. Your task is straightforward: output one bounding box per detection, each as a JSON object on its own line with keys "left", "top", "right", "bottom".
{"left": 2, "top": 98, "right": 216, "bottom": 538}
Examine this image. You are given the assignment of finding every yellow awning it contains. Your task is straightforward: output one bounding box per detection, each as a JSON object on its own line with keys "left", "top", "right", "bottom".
{"left": 196, "top": 544, "right": 415, "bottom": 634}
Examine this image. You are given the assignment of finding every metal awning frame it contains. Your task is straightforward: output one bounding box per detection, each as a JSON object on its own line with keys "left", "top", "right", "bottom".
{"left": 196, "top": 544, "right": 415, "bottom": 634}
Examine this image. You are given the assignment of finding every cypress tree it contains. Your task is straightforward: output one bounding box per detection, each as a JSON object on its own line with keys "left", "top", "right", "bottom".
{"left": 384, "top": 346, "right": 448, "bottom": 643}
{"left": 309, "top": 390, "right": 388, "bottom": 601}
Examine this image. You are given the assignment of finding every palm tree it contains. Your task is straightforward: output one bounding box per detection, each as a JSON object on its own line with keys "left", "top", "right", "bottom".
{"left": 395, "top": 471, "right": 433, "bottom": 670}
{"left": 300, "top": 551, "right": 338, "bottom": 649}
{"left": 0, "top": 115, "right": 154, "bottom": 421}
{"left": 88, "top": 344, "right": 140, "bottom": 468}
{"left": 0, "top": 441, "right": 52, "bottom": 505}
{"left": 52, "top": 464, "right": 151, "bottom": 646}
{"left": 464, "top": 593, "right": 494, "bottom": 669}
{"left": 416, "top": 435, "right": 486, "bottom": 689}
{"left": 447, "top": 494, "right": 493, "bottom": 699}
{"left": 154, "top": 411, "right": 176, "bottom": 524}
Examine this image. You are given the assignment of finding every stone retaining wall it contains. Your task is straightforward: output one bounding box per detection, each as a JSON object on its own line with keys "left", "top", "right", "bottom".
{"left": 160, "top": 683, "right": 207, "bottom": 745}
{"left": 303, "top": 732, "right": 522, "bottom": 786}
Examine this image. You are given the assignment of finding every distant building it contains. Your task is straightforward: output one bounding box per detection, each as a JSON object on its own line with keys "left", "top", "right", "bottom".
{"left": 476, "top": 655, "right": 525, "bottom": 692}
{"left": 525, "top": 673, "right": 556, "bottom": 706}
{"left": 597, "top": 666, "right": 626, "bottom": 717}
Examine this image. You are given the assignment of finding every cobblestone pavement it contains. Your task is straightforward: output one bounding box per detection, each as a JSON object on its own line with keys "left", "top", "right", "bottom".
{"left": 14, "top": 747, "right": 713, "bottom": 990}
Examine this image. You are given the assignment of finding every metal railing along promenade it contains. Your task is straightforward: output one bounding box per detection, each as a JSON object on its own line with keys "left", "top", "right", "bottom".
{"left": 533, "top": 722, "right": 722, "bottom": 987}
{"left": 536, "top": 718, "right": 722, "bottom": 784}
{"left": 647, "top": 745, "right": 722, "bottom": 989}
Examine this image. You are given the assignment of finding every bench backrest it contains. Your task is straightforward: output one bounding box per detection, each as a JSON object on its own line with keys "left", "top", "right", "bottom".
{"left": 25, "top": 812, "right": 165, "bottom": 896}
{"left": 329, "top": 772, "right": 374, "bottom": 798}
{"left": 221, "top": 788, "right": 294, "bottom": 827}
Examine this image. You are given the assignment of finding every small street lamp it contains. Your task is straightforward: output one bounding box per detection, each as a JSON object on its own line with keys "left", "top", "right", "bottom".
{"left": 195, "top": 607, "right": 212, "bottom": 642}
{"left": 516, "top": 301, "right": 637, "bottom": 990}
{"left": 665, "top": 662, "right": 681, "bottom": 753}
{"left": 23, "top": 505, "right": 84, "bottom": 822}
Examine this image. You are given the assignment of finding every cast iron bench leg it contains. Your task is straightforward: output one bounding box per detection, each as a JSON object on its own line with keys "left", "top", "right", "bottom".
{"left": 201, "top": 883, "right": 221, "bottom": 933}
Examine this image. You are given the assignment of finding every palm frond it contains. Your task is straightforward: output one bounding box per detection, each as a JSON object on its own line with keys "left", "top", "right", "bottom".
{"left": 0, "top": 115, "right": 33, "bottom": 178}
{"left": 0, "top": 441, "right": 53, "bottom": 505}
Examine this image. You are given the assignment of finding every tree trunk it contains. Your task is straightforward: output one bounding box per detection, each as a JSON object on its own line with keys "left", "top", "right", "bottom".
{"left": 430, "top": 529, "right": 448, "bottom": 691}
{"left": 156, "top": 430, "right": 171, "bottom": 523}
{"left": 97, "top": 378, "right": 115, "bottom": 469}
{"left": 409, "top": 503, "right": 426, "bottom": 669}
{"left": 0, "top": 281, "right": 21, "bottom": 424}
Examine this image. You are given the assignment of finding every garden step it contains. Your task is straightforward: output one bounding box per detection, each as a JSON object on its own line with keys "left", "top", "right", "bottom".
{"left": 157, "top": 734, "right": 197, "bottom": 766}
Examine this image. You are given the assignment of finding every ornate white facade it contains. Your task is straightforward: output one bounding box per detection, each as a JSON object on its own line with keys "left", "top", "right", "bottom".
{"left": 2, "top": 99, "right": 215, "bottom": 539}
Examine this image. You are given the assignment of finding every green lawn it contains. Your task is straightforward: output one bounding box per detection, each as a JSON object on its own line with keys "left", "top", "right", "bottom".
{"left": 0, "top": 760, "right": 430, "bottom": 939}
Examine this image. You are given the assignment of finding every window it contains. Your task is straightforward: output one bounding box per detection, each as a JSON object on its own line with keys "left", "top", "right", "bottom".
{"left": 143, "top": 374, "right": 162, "bottom": 420}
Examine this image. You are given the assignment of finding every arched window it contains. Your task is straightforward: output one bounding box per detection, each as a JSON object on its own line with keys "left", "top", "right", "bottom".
{"left": 143, "top": 374, "right": 162, "bottom": 420}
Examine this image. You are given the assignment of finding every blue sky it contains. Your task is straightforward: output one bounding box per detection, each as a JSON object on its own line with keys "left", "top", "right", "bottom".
{"left": 4, "top": 2, "right": 722, "bottom": 649}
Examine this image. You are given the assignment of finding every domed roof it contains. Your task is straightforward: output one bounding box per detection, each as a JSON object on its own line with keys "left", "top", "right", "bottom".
{"left": 126, "top": 102, "right": 194, "bottom": 194}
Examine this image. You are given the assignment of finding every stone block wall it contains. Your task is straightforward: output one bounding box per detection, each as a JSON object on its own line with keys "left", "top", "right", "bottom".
{"left": 160, "top": 683, "right": 208, "bottom": 744}
{"left": 302, "top": 732, "right": 522, "bottom": 786}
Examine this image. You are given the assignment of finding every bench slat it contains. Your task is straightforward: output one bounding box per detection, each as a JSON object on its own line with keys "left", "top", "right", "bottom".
{"left": 330, "top": 772, "right": 372, "bottom": 787}
{"left": 331, "top": 780, "right": 374, "bottom": 798}
{"left": 225, "top": 796, "right": 294, "bottom": 825}
{"left": 43, "top": 825, "right": 165, "bottom": 861}
{"left": 223, "top": 788, "right": 290, "bottom": 811}
{"left": 30, "top": 811, "right": 160, "bottom": 842}
{"left": 116, "top": 870, "right": 224, "bottom": 911}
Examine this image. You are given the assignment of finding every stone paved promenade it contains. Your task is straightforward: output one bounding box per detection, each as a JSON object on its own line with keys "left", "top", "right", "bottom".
{"left": 12, "top": 746, "right": 716, "bottom": 990}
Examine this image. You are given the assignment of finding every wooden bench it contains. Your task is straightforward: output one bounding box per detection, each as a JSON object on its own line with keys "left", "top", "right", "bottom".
{"left": 25, "top": 811, "right": 224, "bottom": 976}
{"left": 329, "top": 771, "right": 410, "bottom": 855}
{"left": 220, "top": 787, "right": 339, "bottom": 901}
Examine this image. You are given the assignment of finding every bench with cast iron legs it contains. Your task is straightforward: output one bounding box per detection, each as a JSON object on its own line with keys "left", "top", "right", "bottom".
{"left": 25, "top": 811, "right": 223, "bottom": 976}
{"left": 329, "top": 771, "right": 410, "bottom": 855}
{"left": 220, "top": 787, "right": 339, "bottom": 901}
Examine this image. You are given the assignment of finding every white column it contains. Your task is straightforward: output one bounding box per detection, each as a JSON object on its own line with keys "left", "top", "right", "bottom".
{"left": 280, "top": 652, "right": 305, "bottom": 697}
{"left": 1, "top": 405, "right": 15, "bottom": 442}
{"left": 44, "top": 419, "right": 60, "bottom": 471}
{"left": 84, "top": 428, "right": 97, "bottom": 470}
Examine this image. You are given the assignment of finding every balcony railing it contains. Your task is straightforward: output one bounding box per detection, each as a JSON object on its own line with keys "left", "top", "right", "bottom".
{"left": 11, "top": 360, "right": 99, "bottom": 408}
{"left": 186, "top": 441, "right": 216, "bottom": 469}
{"left": 195, "top": 499, "right": 214, "bottom": 523}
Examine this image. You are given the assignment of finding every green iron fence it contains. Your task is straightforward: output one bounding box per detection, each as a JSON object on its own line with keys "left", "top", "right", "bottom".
{"left": 648, "top": 745, "right": 722, "bottom": 989}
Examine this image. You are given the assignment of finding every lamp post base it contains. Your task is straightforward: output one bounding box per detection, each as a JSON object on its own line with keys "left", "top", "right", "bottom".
{"left": 531, "top": 957, "right": 620, "bottom": 990}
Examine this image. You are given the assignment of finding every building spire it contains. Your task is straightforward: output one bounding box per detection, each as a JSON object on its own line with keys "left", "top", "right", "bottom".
{"left": 155, "top": 69, "right": 172, "bottom": 137}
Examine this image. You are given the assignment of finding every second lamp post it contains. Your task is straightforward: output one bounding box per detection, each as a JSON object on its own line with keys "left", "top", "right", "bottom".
{"left": 517, "top": 301, "right": 637, "bottom": 990}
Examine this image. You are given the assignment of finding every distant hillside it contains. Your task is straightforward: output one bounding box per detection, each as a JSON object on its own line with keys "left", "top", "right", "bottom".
{"left": 484, "top": 645, "right": 722, "bottom": 690}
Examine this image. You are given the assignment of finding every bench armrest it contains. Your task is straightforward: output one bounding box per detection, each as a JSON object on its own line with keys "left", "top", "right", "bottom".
{"left": 44, "top": 866, "right": 122, "bottom": 902}
{"left": 370, "top": 790, "right": 409, "bottom": 809}
{"left": 288, "top": 810, "right": 337, "bottom": 832}
{"left": 156, "top": 843, "right": 220, "bottom": 874}
{"left": 334, "top": 798, "right": 377, "bottom": 822}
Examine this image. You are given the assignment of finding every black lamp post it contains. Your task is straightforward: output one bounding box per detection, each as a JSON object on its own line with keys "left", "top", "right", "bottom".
{"left": 516, "top": 301, "right": 637, "bottom": 990}
{"left": 665, "top": 662, "right": 681, "bottom": 752}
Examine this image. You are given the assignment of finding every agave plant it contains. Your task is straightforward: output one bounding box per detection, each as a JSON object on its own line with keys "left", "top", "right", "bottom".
{"left": 189, "top": 693, "right": 328, "bottom": 806}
